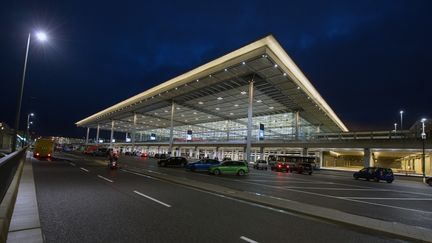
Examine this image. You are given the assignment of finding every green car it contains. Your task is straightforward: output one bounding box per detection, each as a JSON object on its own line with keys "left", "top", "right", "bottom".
{"left": 209, "top": 161, "right": 249, "bottom": 176}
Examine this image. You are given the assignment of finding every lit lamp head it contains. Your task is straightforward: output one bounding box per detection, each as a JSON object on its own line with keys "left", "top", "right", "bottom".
{"left": 400, "top": 110, "right": 404, "bottom": 114}
{"left": 35, "top": 31, "right": 48, "bottom": 42}
{"left": 421, "top": 118, "right": 427, "bottom": 123}
{"left": 30, "top": 113, "right": 35, "bottom": 117}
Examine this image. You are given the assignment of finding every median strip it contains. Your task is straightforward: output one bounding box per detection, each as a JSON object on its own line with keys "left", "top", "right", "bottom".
{"left": 97, "top": 175, "right": 113, "bottom": 183}
{"left": 133, "top": 190, "right": 171, "bottom": 208}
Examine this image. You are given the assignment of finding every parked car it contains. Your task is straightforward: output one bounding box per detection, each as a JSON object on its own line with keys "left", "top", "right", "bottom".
{"left": 185, "top": 159, "right": 220, "bottom": 172}
{"left": 253, "top": 160, "right": 268, "bottom": 170}
{"left": 140, "top": 152, "right": 148, "bottom": 157}
{"left": 158, "top": 157, "right": 188, "bottom": 167}
{"left": 154, "top": 154, "right": 160, "bottom": 159}
{"left": 353, "top": 167, "right": 394, "bottom": 183}
{"left": 209, "top": 161, "right": 249, "bottom": 176}
{"left": 0, "top": 152, "right": 8, "bottom": 158}
{"left": 426, "top": 177, "right": 432, "bottom": 186}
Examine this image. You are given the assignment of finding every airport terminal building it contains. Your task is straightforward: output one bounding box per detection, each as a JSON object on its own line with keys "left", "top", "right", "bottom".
{"left": 76, "top": 35, "right": 431, "bottom": 176}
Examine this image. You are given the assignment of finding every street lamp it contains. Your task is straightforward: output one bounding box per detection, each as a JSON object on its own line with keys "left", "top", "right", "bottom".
{"left": 421, "top": 118, "right": 427, "bottom": 183}
{"left": 26, "top": 113, "right": 35, "bottom": 145}
{"left": 400, "top": 110, "right": 404, "bottom": 131}
{"left": 394, "top": 123, "right": 397, "bottom": 133}
{"left": 12, "top": 31, "right": 48, "bottom": 152}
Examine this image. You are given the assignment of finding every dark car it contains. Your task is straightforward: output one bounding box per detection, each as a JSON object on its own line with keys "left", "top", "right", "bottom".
{"left": 92, "top": 148, "right": 108, "bottom": 157}
{"left": 353, "top": 167, "right": 394, "bottom": 183}
{"left": 185, "top": 159, "right": 220, "bottom": 172}
{"left": 427, "top": 177, "right": 432, "bottom": 186}
{"left": 253, "top": 160, "right": 268, "bottom": 170}
{"left": 158, "top": 156, "right": 188, "bottom": 167}
{"left": 154, "top": 154, "right": 160, "bottom": 159}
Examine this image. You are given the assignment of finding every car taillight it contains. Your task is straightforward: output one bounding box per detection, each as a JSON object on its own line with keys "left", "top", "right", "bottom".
{"left": 36, "top": 153, "right": 40, "bottom": 156}
{"left": 48, "top": 154, "right": 51, "bottom": 157}
{"left": 277, "top": 164, "right": 282, "bottom": 168}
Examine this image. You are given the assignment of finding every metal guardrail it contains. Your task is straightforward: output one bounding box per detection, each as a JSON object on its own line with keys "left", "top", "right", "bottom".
{"left": 0, "top": 148, "right": 27, "bottom": 203}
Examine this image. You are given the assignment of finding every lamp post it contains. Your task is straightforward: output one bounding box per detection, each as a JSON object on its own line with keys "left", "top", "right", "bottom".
{"left": 394, "top": 123, "right": 397, "bottom": 133}
{"left": 26, "top": 113, "right": 34, "bottom": 145}
{"left": 400, "top": 110, "right": 404, "bottom": 131}
{"left": 11, "top": 31, "right": 48, "bottom": 152}
{"left": 421, "top": 118, "right": 427, "bottom": 183}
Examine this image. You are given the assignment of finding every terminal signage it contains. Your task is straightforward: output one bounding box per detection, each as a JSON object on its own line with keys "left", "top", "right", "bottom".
{"left": 150, "top": 133, "right": 156, "bottom": 141}
{"left": 187, "top": 130, "right": 192, "bottom": 141}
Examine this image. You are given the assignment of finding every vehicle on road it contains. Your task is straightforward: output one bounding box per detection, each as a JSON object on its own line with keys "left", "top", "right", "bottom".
{"left": 33, "top": 138, "right": 54, "bottom": 158}
{"left": 185, "top": 159, "right": 220, "bottom": 172}
{"left": 158, "top": 156, "right": 188, "bottom": 167}
{"left": 426, "top": 177, "right": 432, "bottom": 186}
{"left": 0, "top": 152, "right": 7, "bottom": 158}
{"left": 253, "top": 160, "right": 268, "bottom": 170}
{"left": 92, "top": 147, "right": 108, "bottom": 157}
{"left": 83, "top": 145, "right": 98, "bottom": 155}
{"left": 269, "top": 154, "right": 315, "bottom": 174}
{"left": 209, "top": 161, "right": 249, "bottom": 176}
{"left": 140, "top": 152, "right": 148, "bottom": 157}
{"left": 353, "top": 167, "right": 394, "bottom": 183}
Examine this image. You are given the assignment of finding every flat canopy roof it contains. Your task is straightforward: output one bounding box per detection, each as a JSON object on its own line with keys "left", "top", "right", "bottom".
{"left": 76, "top": 35, "right": 348, "bottom": 133}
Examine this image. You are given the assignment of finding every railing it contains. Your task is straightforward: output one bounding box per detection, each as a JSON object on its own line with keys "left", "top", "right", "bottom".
{"left": 0, "top": 148, "right": 27, "bottom": 203}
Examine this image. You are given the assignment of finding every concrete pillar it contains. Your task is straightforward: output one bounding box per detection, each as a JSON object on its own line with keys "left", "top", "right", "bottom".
{"left": 132, "top": 113, "right": 137, "bottom": 147}
{"left": 246, "top": 79, "right": 254, "bottom": 162}
{"left": 168, "top": 101, "right": 175, "bottom": 155}
{"left": 316, "top": 125, "right": 321, "bottom": 133}
{"left": 364, "top": 148, "right": 372, "bottom": 167}
{"left": 85, "top": 127, "right": 90, "bottom": 145}
{"left": 195, "top": 146, "right": 199, "bottom": 159}
{"left": 110, "top": 120, "right": 115, "bottom": 148}
{"left": 260, "top": 147, "right": 264, "bottom": 160}
{"left": 319, "top": 151, "right": 323, "bottom": 168}
{"left": 302, "top": 148, "right": 308, "bottom": 156}
{"left": 294, "top": 111, "right": 300, "bottom": 140}
{"left": 95, "top": 124, "right": 100, "bottom": 144}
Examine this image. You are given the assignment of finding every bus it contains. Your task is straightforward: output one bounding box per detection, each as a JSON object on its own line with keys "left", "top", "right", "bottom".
{"left": 268, "top": 154, "right": 316, "bottom": 174}
{"left": 34, "top": 138, "right": 55, "bottom": 158}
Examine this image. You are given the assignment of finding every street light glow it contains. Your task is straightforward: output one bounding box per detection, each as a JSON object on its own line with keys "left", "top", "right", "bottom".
{"left": 35, "top": 32, "right": 47, "bottom": 41}
{"left": 30, "top": 113, "right": 34, "bottom": 116}
{"left": 421, "top": 118, "right": 427, "bottom": 122}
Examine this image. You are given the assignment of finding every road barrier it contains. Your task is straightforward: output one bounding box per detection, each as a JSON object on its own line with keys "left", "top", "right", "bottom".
{"left": 0, "top": 148, "right": 27, "bottom": 243}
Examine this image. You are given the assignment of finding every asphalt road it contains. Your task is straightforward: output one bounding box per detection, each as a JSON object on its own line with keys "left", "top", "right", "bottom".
{"left": 65, "top": 153, "right": 432, "bottom": 230}
{"left": 31, "top": 154, "right": 404, "bottom": 243}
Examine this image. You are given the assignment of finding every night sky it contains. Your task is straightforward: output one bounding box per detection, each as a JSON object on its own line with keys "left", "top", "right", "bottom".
{"left": 1, "top": 0, "right": 431, "bottom": 139}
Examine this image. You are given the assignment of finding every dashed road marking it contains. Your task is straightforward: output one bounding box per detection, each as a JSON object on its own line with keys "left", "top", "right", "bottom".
{"left": 97, "top": 175, "right": 113, "bottom": 183}
{"left": 80, "top": 167, "right": 89, "bottom": 172}
{"left": 240, "top": 236, "right": 258, "bottom": 243}
{"left": 133, "top": 190, "right": 171, "bottom": 207}
{"left": 69, "top": 162, "right": 76, "bottom": 166}
{"left": 341, "top": 197, "right": 432, "bottom": 201}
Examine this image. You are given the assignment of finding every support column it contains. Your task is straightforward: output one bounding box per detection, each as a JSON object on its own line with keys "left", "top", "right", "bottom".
{"left": 132, "top": 113, "right": 137, "bottom": 148}
{"left": 85, "top": 127, "right": 90, "bottom": 145}
{"left": 110, "top": 120, "right": 115, "bottom": 148}
{"left": 96, "top": 124, "right": 100, "bottom": 144}
{"left": 294, "top": 111, "right": 300, "bottom": 140}
{"left": 195, "top": 146, "right": 199, "bottom": 159}
{"left": 364, "top": 148, "right": 372, "bottom": 167}
{"left": 316, "top": 125, "right": 321, "bottom": 133}
{"left": 168, "top": 101, "right": 175, "bottom": 155}
{"left": 302, "top": 148, "right": 308, "bottom": 156}
{"left": 246, "top": 79, "right": 254, "bottom": 163}
{"left": 260, "top": 147, "right": 264, "bottom": 160}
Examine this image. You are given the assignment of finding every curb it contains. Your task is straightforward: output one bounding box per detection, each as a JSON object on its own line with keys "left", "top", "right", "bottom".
{"left": 123, "top": 166, "right": 432, "bottom": 243}
{"left": 0, "top": 156, "right": 25, "bottom": 243}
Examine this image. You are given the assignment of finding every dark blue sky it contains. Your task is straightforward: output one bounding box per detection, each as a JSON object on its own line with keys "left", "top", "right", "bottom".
{"left": 1, "top": 0, "right": 431, "bottom": 138}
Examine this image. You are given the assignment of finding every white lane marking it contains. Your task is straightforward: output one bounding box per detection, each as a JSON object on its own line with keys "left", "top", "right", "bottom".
{"left": 284, "top": 187, "right": 390, "bottom": 191}
{"left": 240, "top": 236, "right": 258, "bottom": 243}
{"left": 97, "top": 175, "right": 113, "bottom": 183}
{"left": 133, "top": 190, "right": 171, "bottom": 207}
{"left": 121, "top": 169, "right": 163, "bottom": 181}
{"left": 265, "top": 190, "right": 432, "bottom": 214}
{"left": 80, "top": 167, "right": 89, "bottom": 172}
{"left": 341, "top": 197, "right": 432, "bottom": 201}
{"left": 69, "top": 162, "right": 76, "bottom": 166}
{"left": 147, "top": 170, "right": 165, "bottom": 175}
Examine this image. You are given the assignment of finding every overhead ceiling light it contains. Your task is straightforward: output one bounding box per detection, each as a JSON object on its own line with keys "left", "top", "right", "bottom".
{"left": 208, "top": 116, "right": 211, "bottom": 118}
{"left": 256, "top": 100, "right": 262, "bottom": 103}
{"left": 209, "top": 74, "right": 212, "bottom": 77}
{"left": 274, "top": 64, "right": 278, "bottom": 68}
{"left": 176, "top": 107, "right": 180, "bottom": 110}
{"left": 224, "top": 68, "right": 228, "bottom": 71}
{"left": 215, "top": 108, "right": 220, "bottom": 111}
{"left": 164, "top": 110, "right": 168, "bottom": 112}
{"left": 283, "top": 114, "right": 288, "bottom": 117}
{"left": 262, "top": 54, "right": 267, "bottom": 58}
{"left": 185, "top": 119, "right": 188, "bottom": 122}
{"left": 154, "top": 113, "right": 158, "bottom": 115}
{"left": 217, "top": 97, "right": 223, "bottom": 100}
{"left": 195, "top": 118, "right": 199, "bottom": 120}
{"left": 198, "top": 101, "right": 204, "bottom": 105}
{"left": 196, "top": 79, "right": 199, "bottom": 82}
{"left": 234, "top": 104, "right": 239, "bottom": 107}
{"left": 175, "top": 87, "right": 178, "bottom": 90}
{"left": 307, "top": 97, "right": 310, "bottom": 100}
{"left": 229, "top": 112, "right": 234, "bottom": 115}
{"left": 241, "top": 91, "right": 246, "bottom": 95}
{"left": 181, "top": 114, "right": 185, "bottom": 117}
{"left": 297, "top": 86, "right": 301, "bottom": 90}
{"left": 269, "top": 107, "right": 274, "bottom": 109}
{"left": 193, "top": 112, "right": 197, "bottom": 115}
{"left": 242, "top": 61, "right": 246, "bottom": 65}
{"left": 283, "top": 73, "right": 287, "bottom": 76}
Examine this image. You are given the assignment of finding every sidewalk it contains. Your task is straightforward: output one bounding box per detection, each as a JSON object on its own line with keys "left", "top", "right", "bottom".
{"left": 6, "top": 155, "right": 43, "bottom": 243}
